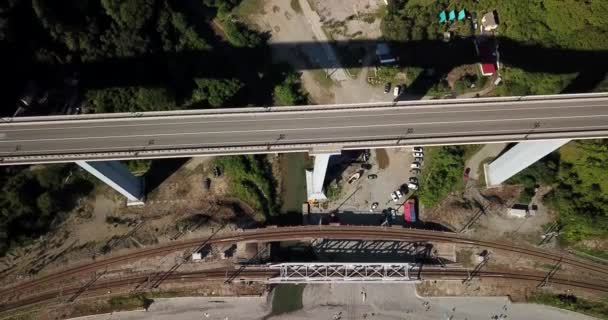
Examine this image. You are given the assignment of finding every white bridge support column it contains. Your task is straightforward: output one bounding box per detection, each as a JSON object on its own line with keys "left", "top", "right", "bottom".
{"left": 485, "top": 139, "right": 570, "bottom": 186}
{"left": 76, "top": 160, "right": 145, "bottom": 206}
{"left": 306, "top": 151, "right": 340, "bottom": 201}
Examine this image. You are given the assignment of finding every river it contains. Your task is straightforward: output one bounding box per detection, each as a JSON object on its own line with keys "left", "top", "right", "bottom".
{"left": 279, "top": 153, "right": 308, "bottom": 215}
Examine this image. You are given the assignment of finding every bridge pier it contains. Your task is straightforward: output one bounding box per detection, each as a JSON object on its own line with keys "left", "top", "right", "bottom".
{"left": 484, "top": 139, "right": 570, "bottom": 186}
{"left": 76, "top": 160, "right": 145, "bottom": 206}
{"left": 306, "top": 151, "right": 341, "bottom": 201}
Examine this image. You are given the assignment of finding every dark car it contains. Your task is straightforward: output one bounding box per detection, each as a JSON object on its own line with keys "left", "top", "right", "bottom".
{"left": 409, "top": 177, "right": 418, "bottom": 184}
{"left": 361, "top": 163, "right": 372, "bottom": 170}
{"left": 203, "top": 178, "right": 211, "bottom": 190}
{"left": 384, "top": 82, "right": 391, "bottom": 93}
{"left": 464, "top": 167, "right": 471, "bottom": 180}
{"left": 368, "top": 174, "right": 378, "bottom": 180}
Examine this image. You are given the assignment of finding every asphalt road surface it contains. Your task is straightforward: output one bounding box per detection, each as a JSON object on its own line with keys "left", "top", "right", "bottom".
{"left": 2, "top": 94, "right": 608, "bottom": 164}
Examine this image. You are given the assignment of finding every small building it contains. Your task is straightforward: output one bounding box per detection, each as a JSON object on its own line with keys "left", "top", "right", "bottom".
{"left": 376, "top": 43, "right": 396, "bottom": 64}
{"left": 477, "top": 42, "right": 498, "bottom": 76}
{"left": 481, "top": 11, "right": 499, "bottom": 32}
{"left": 509, "top": 204, "right": 538, "bottom": 218}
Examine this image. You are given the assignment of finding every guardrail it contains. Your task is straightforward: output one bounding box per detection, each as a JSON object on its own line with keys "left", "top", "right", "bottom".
{"left": 2, "top": 92, "right": 608, "bottom": 124}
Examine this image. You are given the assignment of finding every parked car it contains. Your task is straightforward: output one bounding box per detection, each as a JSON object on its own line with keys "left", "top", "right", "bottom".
{"left": 348, "top": 171, "right": 362, "bottom": 184}
{"left": 414, "top": 157, "right": 424, "bottom": 163}
{"left": 410, "top": 168, "right": 421, "bottom": 176}
{"left": 393, "top": 85, "right": 401, "bottom": 97}
{"left": 362, "top": 149, "right": 371, "bottom": 162}
{"left": 412, "top": 147, "right": 424, "bottom": 152}
{"left": 408, "top": 183, "right": 418, "bottom": 190}
{"left": 370, "top": 202, "right": 379, "bottom": 212}
{"left": 203, "top": 178, "right": 211, "bottom": 190}
{"left": 409, "top": 177, "right": 418, "bottom": 184}
{"left": 367, "top": 174, "right": 378, "bottom": 180}
{"left": 413, "top": 152, "right": 424, "bottom": 157}
{"left": 410, "top": 162, "right": 421, "bottom": 169}
{"left": 464, "top": 167, "right": 471, "bottom": 180}
{"left": 395, "top": 190, "right": 403, "bottom": 199}
{"left": 390, "top": 192, "right": 399, "bottom": 202}
{"left": 213, "top": 166, "right": 222, "bottom": 177}
{"left": 384, "top": 82, "right": 391, "bottom": 93}
{"left": 361, "top": 163, "right": 372, "bottom": 170}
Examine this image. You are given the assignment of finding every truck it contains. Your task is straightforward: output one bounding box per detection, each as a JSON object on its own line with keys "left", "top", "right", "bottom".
{"left": 403, "top": 198, "right": 417, "bottom": 223}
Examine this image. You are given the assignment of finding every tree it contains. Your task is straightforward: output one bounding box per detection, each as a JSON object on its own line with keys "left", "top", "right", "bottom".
{"left": 273, "top": 73, "right": 307, "bottom": 106}
{"left": 189, "top": 78, "right": 243, "bottom": 107}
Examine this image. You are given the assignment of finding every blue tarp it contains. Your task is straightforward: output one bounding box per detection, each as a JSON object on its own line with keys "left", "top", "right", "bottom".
{"left": 439, "top": 11, "right": 447, "bottom": 23}
{"left": 458, "top": 9, "right": 466, "bottom": 21}
{"left": 448, "top": 10, "right": 456, "bottom": 21}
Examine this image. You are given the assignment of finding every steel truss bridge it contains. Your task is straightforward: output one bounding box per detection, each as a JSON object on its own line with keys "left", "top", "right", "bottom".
{"left": 268, "top": 263, "right": 416, "bottom": 283}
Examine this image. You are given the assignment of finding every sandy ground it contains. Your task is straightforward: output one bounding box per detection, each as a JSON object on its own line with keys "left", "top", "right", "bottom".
{"left": 465, "top": 143, "right": 507, "bottom": 181}
{"left": 248, "top": 0, "right": 393, "bottom": 104}
{"left": 329, "top": 148, "right": 413, "bottom": 211}
{"left": 0, "top": 157, "right": 259, "bottom": 288}
{"left": 71, "top": 284, "right": 597, "bottom": 320}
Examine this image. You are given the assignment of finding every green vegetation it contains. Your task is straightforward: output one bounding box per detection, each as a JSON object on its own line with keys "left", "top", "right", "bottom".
{"left": 507, "top": 140, "right": 608, "bottom": 244}
{"left": 290, "top": 0, "right": 302, "bottom": 14}
{"left": 215, "top": 155, "right": 277, "bottom": 221}
{"left": 418, "top": 146, "right": 465, "bottom": 207}
{"left": 0, "top": 0, "right": 279, "bottom": 116}
{"left": 0, "top": 165, "right": 94, "bottom": 256}
{"left": 271, "top": 284, "right": 305, "bottom": 315}
{"left": 507, "top": 152, "right": 558, "bottom": 204}
{"left": 529, "top": 293, "right": 608, "bottom": 320}
{"left": 123, "top": 160, "right": 152, "bottom": 176}
{"left": 273, "top": 72, "right": 308, "bottom": 106}
{"left": 326, "top": 183, "right": 343, "bottom": 201}
{"left": 189, "top": 78, "right": 243, "bottom": 107}
{"left": 381, "top": 0, "right": 608, "bottom": 95}
{"left": 549, "top": 141, "right": 608, "bottom": 243}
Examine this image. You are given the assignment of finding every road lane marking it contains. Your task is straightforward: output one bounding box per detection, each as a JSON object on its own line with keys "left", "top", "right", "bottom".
{"left": 2, "top": 123, "right": 608, "bottom": 156}
{"left": 1, "top": 102, "right": 607, "bottom": 132}
{"left": 1, "top": 114, "right": 607, "bottom": 144}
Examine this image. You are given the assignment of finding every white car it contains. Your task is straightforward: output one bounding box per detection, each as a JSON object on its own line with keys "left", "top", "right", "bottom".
{"left": 412, "top": 147, "right": 423, "bottom": 152}
{"left": 393, "top": 85, "right": 401, "bottom": 97}
{"left": 408, "top": 183, "right": 418, "bottom": 190}
{"left": 390, "top": 192, "right": 399, "bottom": 202}
{"left": 413, "top": 152, "right": 424, "bottom": 157}
{"left": 410, "top": 162, "right": 421, "bottom": 169}
{"left": 395, "top": 190, "right": 403, "bottom": 199}
{"left": 370, "top": 202, "right": 379, "bottom": 212}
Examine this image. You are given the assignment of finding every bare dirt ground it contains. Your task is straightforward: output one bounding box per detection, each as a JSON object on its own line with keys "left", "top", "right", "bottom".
{"left": 247, "top": 0, "right": 393, "bottom": 104}
{"left": 322, "top": 148, "right": 412, "bottom": 214}
{"left": 0, "top": 157, "right": 259, "bottom": 289}
{"left": 68, "top": 283, "right": 597, "bottom": 320}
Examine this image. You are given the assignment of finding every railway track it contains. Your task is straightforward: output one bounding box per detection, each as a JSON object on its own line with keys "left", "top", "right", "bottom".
{"left": 1, "top": 226, "right": 607, "bottom": 298}
{"left": 0, "top": 267, "right": 606, "bottom": 316}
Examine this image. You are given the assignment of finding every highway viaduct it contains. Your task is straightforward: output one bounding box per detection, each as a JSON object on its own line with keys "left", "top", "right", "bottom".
{"left": 1, "top": 93, "right": 608, "bottom": 204}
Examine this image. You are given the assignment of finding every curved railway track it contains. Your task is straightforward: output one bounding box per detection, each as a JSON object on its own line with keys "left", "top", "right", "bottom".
{"left": 1, "top": 226, "right": 607, "bottom": 298}
{"left": 0, "top": 267, "right": 606, "bottom": 315}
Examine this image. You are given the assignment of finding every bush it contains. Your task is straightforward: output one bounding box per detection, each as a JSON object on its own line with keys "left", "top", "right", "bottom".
{"left": 215, "top": 155, "right": 277, "bottom": 221}
{"left": 189, "top": 78, "right": 243, "bottom": 107}
{"left": 529, "top": 293, "right": 608, "bottom": 319}
{"left": 221, "top": 18, "right": 264, "bottom": 48}
{"left": 417, "top": 146, "right": 465, "bottom": 207}
{"left": 273, "top": 73, "right": 308, "bottom": 106}
{"left": 0, "top": 165, "right": 94, "bottom": 256}
{"left": 507, "top": 140, "right": 608, "bottom": 243}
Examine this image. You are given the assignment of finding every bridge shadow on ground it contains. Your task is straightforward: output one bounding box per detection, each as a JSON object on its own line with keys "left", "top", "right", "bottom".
{"left": 270, "top": 239, "right": 453, "bottom": 265}
{"left": 307, "top": 211, "right": 453, "bottom": 232}
{"left": 4, "top": 37, "right": 607, "bottom": 116}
